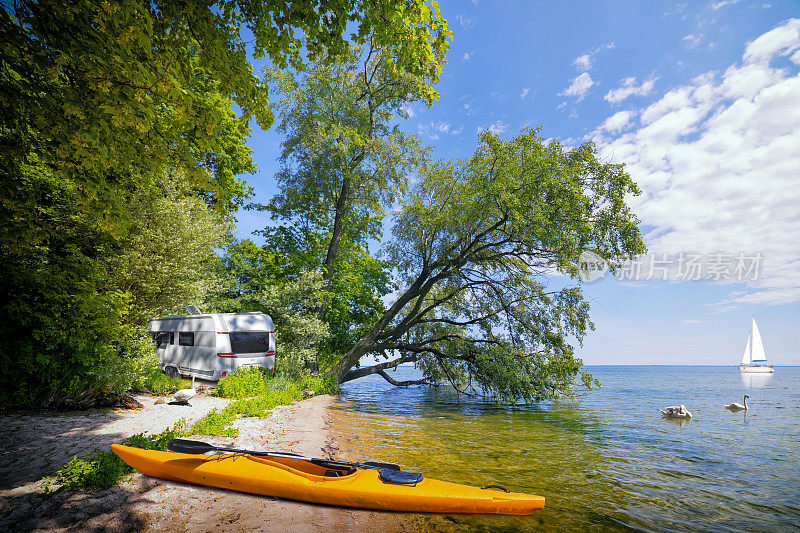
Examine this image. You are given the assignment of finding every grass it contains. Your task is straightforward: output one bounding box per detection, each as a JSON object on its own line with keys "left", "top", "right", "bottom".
{"left": 43, "top": 370, "right": 336, "bottom": 491}
{"left": 189, "top": 374, "right": 306, "bottom": 436}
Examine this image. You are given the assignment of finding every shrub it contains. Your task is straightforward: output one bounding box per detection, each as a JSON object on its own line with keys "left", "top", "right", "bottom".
{"left": 215, "top": 367, "right": 269, "bottom": 399}
{"left": 298, "top": 373, "right": 339, "bottom": 395}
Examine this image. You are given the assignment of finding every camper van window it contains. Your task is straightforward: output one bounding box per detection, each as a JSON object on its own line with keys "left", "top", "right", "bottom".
{"left": 230, "top": 332, "right": 271, "bottom": 354}
{"left": 179, "top": 332, "right": 195, "bottom": 346}
{"left": 155, "top": 332, "right": 174, "bottom": 348}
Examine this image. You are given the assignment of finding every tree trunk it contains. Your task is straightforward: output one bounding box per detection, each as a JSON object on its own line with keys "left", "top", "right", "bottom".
{"left": 335, "top": 266, "right": 432, "bottom": 383}
{"left": 323, "top": 173, "right": 350, "bottom": 283}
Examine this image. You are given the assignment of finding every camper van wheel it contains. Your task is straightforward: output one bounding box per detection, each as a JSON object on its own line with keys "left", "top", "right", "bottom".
{"left": 165, "top": 366, "right": 179, "bottom": 379}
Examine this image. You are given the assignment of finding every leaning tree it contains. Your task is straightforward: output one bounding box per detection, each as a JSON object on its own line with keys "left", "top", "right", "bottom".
{"left": 334, "top": 129, "right": 645, "bottom": 402}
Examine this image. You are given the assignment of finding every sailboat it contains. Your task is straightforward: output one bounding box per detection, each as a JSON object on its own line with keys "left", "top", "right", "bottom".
{"left": 739, "top": 317, "right": 774, "bottom": 373}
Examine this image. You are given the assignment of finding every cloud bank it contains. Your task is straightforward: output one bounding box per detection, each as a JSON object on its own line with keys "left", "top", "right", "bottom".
{"left": 591, "top": 19, "right": 800, "bottom": 307}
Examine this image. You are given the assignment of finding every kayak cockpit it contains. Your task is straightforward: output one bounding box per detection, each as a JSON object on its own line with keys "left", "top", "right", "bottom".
{"left": 245, "top": 454, "right": 355, "bottom": 481}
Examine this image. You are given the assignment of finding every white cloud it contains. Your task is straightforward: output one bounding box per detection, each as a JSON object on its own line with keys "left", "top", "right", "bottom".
{"left": 520, "top": 87, "right": 530, "bottom": 100}
{"left": 462, "top": 52, "right": 472, "bottom": 62}
{"left": 599, "top": 110, "right": 636, "bottom": 133}
{"left": 605, "top": 76, "right": 658, "bottom": 104}
{"left": 400, "top": 104, "right": 415, "bottom": 118}
{"left": 477, "top": 121, "right": 509, "bottom": 135}
{"left": 594, "top": 19, "right": 800, "bottom": 307}
{"left": 572, "top": 42, "right": 615, "bottom": 73}
{"left": 743, "top": 18, "right": 800, "bottom": 64}
{"left": 456, "top": 14, "right": 474, "bottom": 28}
{"left": 791, "top": 50, "right": 800, "bottom": 64}
{"left": 711, "top": 0, "right": 739, "bottom": 9}
{"left": 489, "top": 120, "right": 508, "bottom": 135}
{"left": 562, "top": 72, "right": 594, "bottom": 101}
{"left": 682, "top": 33, "right": 704, "bottom": 49}
{"left": 418, "top": 121, "right": 461, "bottom": 140}
{"left": 574, "top": 54, "right": 592, "bottom": 71}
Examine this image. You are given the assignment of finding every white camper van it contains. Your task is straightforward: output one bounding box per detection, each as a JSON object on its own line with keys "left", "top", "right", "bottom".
{"left": 149, "top": 307, "right": 275, "bottom": 380}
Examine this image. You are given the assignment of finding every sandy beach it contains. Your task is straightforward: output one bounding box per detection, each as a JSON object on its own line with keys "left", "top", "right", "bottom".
{"left": 0, "top": 392, "right": 421, "bottom": 532}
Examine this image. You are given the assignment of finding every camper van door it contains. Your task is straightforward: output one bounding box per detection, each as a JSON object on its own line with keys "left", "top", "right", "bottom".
{"left": 176, "top": 317, "right": 216, "bottom": 377}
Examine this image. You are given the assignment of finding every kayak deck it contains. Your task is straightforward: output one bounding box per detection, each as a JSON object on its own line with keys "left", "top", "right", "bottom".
{"left": 111, "top": 444, "right": 544, "bottom": 515}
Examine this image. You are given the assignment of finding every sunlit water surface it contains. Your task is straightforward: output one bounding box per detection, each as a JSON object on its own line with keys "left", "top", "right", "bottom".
{"left": 333, "top": 366, "right": 800, "bottom": 532}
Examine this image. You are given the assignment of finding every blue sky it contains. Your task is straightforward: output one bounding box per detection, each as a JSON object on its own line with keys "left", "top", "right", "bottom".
{"left": 238, "top": 1, "right": 800, "bottom": 365}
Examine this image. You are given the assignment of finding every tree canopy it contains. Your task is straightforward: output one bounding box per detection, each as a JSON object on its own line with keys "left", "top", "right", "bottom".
{"left": 0, "top": 0, "right": 451, "bottom": 405}
{"left": 261, "top": 46, "right": 431, "bottom": 283}
{"left": 334, "top": 129, "right": 645, "bottom": 401}
{"left": 1, "top": 0, "right": 451, "bottom": 235}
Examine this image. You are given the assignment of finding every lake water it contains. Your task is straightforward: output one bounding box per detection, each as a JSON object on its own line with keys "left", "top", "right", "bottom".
{"left": 333, "top": 366, "right": 800, "bottom": 532}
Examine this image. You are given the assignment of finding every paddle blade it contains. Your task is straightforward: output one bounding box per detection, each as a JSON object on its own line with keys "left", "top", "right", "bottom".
{"left": 168, "top": 438, "right": 217, "bottom": 454}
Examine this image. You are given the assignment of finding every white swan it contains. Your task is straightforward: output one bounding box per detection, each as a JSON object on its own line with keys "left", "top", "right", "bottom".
{"left": 660, "top": 404, "right": 692, "bottom": 419}
{"left": 173, "top": 375, "right": 196, "bottom": 405}
{"left": 725, "top": 394, "right": 749, "bottom": 411}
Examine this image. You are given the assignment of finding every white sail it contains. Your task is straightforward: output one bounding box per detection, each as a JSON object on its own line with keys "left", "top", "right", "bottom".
{"left": 740, "top": 333, "right": 752, "bottom": 365}
{"left": 751, "top": 318, "right": 767, "bottom": 361}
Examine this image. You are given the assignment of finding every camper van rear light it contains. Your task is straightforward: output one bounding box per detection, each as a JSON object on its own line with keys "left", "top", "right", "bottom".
{"left": 217, "top": 352, "right": 237, "bottom": 358}
{"left": 217, "top": 331, "right": 229, "bottom": 334}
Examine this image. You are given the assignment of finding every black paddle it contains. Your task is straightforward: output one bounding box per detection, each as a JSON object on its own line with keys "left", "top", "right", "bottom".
{"left": 167, "top": 438, "right": 401, "bottom": 472}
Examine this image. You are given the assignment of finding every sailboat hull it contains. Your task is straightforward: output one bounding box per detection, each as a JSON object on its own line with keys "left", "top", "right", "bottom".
{"left": 739, "top": 364, "right": 774, "bottom": 373}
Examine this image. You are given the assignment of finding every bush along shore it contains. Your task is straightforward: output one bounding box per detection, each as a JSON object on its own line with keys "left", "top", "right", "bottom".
{"left": 42, "top": 368, "right": 336, "bottom": 493}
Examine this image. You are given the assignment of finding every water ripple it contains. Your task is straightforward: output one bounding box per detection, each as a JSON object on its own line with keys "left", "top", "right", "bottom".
{"left": 335, "top": 366, "right": 800, "bottom": 532}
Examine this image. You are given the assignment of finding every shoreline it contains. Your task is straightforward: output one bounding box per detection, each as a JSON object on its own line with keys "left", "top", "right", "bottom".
{"left": 0, "top": 392, "right": 418, "bottom": 532}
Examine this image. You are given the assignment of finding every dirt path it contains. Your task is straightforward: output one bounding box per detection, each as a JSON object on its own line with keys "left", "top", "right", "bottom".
{"left": 0, "top": 393, "right": 416, "bottom": 532}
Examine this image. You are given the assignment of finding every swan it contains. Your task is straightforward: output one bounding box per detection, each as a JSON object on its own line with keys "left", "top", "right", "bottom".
{"left": 725, "top": 394, "right": 749, "bottom": 411}
{"left": 660, "top": 404, "right": 692, "bottom": 419}
{"left": 173, "top": 374, "right": 196, "bottom": 405}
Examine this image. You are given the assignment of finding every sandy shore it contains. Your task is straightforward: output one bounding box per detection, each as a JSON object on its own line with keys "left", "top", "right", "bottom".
{"left": 0, "top": 392, "right": 419, "bottom": 532}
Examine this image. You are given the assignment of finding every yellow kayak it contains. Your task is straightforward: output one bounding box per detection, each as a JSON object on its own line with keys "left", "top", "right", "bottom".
{"left": 111, "top": 444, "right": 544, "bottom": 515}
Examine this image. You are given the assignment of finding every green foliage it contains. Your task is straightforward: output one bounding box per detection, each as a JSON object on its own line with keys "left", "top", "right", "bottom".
{"left": 320, "top": 247, "right": 393, "bottom": 365}
{"left": 262, "top": 49, "right": 429, "bottom": 256}
{"left": 46, "top": 451, "right": 134, "bottom": 493}
{"left": 1, "top": 0, "right": 449, "bottom": 235}
{"left": 189, "top": 408, "right": 239, "bottom": 437}
{"left": 109, "top": 171, "right": 232, "bottom": 324}
{"left": 215, "top": 367, "right": 270, "bottom": 399}
{"left": 245, "top": 47, "right": 433, "bottom": 369}
{"left": 0, "top": 0, "right": 451, "bottom": 407}
{"left": 0, "top": 172, "right": 231, "bottom": 406}
{"left": 44, "top": 419, "right": 189, "bottom": 492}
{"left": 132, "top": 355, "right": 186, "bottom": 394}
{"left": 298, "top": 373, "right": 340, "bottom": 396}
{"left": 336, "top": 129, "right": 645, "bottom": 402}
{"left": 228, "top": 384, "right": 302, "bottom": 418}
{"left": 192, "top": 375, "right": 306, "bottom": 435}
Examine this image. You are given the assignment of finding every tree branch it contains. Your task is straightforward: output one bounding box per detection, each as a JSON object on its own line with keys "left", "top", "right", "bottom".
{"left": 338, "top": 354, "right": 417, "bottom": 383}
{"left": 376, "top": 369, "right": 431, "bottom": 387}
